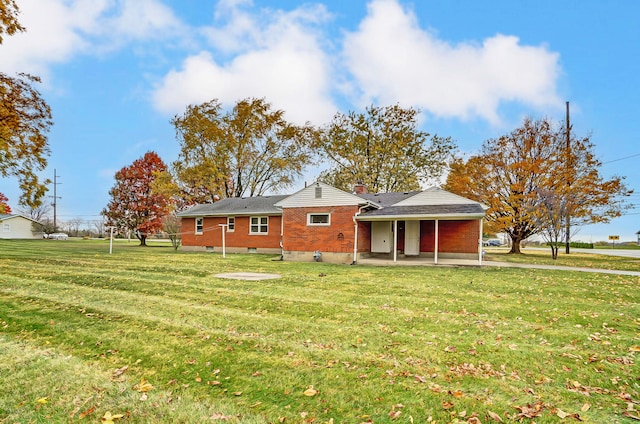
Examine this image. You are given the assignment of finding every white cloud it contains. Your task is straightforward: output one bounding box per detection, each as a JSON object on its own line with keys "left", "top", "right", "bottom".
{"left": 0, "top": 0, "right": 184, "bottom": 78}
{"left": 342, "top": 0, "right": 561, "bottom": 124}
{"left": 151, "top": 2, "right": 337, "bottom": 125}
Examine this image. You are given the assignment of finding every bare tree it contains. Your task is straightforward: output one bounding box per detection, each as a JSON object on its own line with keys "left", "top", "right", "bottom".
{"left": 17, "top": 203, "right": 51, "bottom": 221}
{"left": 68, "top": 216, "right": 84, "bottom": 237}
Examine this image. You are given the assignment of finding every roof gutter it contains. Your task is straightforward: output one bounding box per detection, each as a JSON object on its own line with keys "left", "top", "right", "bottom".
{"left": 352, "top": 205, "right": 368, "bottom": 265}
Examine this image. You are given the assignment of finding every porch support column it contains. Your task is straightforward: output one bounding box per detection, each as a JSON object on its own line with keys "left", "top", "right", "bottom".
{"left": 393, "top": 220, "right": 398, "bottom": 263}
{"left": 478, "top": 219, "right": 483, "bottom": 265}
{"left": 434, "top": 219, "right": 439, "bottom": 264}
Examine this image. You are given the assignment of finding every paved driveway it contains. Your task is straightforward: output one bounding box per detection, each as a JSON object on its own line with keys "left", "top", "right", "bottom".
{"left": 572, "top": 248, "right": 640, "bottom": 258}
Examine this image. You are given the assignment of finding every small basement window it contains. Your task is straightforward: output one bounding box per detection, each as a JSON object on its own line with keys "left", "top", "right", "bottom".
{"left": 307, "top": 213, "right": 330, "bottom": 226}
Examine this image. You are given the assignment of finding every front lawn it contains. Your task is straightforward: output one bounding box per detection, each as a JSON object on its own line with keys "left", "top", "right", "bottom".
{"left": 0, "top": 239, "right": 638, "bottom": 423}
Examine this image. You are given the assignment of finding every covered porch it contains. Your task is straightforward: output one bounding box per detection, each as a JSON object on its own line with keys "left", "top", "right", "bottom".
{"left": 356, "top": 211, "right": 486, "bottom": 265}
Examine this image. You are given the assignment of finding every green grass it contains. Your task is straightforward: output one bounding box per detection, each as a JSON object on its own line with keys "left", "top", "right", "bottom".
{"left": 0, "top": 239, "right": 638, "bottom": 423}
{"left": 484, "top": 247, "right": 640, "bottom": 272}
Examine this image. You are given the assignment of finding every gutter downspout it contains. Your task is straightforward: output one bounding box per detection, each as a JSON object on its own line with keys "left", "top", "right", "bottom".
{"left": 352, "top": 205, "right": 367, "bottom": 264}
{"left": 393, "top": 220, "right": 398, "bottom": 263}
{"left": 434, "top": 219, "right": 439, "bottom": 265}
{"left": 478, "top": 218, "right": 483, "bottom": 265}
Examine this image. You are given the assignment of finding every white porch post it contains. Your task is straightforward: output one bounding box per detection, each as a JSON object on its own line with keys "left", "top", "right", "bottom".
{"left": 478, "top": 219, "right": 483, "bottom": 265}
{"left": 393, "top": 220, "right": 398, "bottom": 263}
{"left": 434, "top": 219, "right": 439, "bottom": 264}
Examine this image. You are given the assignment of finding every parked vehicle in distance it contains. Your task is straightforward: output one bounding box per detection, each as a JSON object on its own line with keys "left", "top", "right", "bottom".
{"left": 483, "top": 238, "right": 502, "bottom": 246}
{"left": 48, "top": 232, "right": 69, "bottom": 240}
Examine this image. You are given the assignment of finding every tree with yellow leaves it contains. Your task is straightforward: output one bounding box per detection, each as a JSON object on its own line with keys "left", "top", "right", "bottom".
{"left": 445, "top": 117, "right": 631, "bottom": 255}
{"left": 0, "top": 0, "right": 53, "bottom": 208}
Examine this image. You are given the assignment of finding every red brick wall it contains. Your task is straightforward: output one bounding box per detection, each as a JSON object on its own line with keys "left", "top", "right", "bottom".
{"left": 282, "top": 206, "right": 359, "bottom": 253}
{"left": 357, "top": 221, "right": 371, "bottom": 252}
{"left": 420, "top": 220, "right": 480, "bottom": 253}
{"left": 181, "top": 215, "right": 282, "bottom": 249}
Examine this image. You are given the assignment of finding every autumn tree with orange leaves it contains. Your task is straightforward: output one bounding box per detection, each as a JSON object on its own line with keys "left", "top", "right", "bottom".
{"left": 102, "top": 152, "right": 172, "bottom": 246}
{"left": 0, "top": 0, "right": 53, "bottom": 208}
{"left": 0, "top": 192, "right": 11, "bottom": 213}
{"left": 445, "top": 117, "right": 631, "bottom": 256}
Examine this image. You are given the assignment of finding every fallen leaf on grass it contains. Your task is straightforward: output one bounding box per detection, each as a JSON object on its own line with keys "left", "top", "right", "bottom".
{"left": 581, "top": 403, "right": 591, "bottom": 412}
{"left": 487, "top": 410, "right": 503, "bottom": 422}
{"left": 388, "top": 410, "right": 401, "bottom": 419}
{"left": 303, "top": 386, "right": 318, "bottom": 397}
{"left": 112, "top": 366, "right": 128, "bottom": 380}
{"left": 210, "top": 412, "right": 233, "bottom": 420}
{"left": 556, "top": 408, "right": 583, "bottom": 421}
{"left": 133, "top": 378, "right": 154, "bottom": 392}
{"left": 101, "top": 411, "right": 124, "bottom": 423}
{"left": 79, "top": 405, "right": 95, "bottom": 419}
{"left": 515, "top": 402, "right": 544, "bottom": 419}
{"left": 622, "top": 411, "right": 640, "bottom": 421}
{"left": 35, "top": 397, "right": 48, "bottom": 404}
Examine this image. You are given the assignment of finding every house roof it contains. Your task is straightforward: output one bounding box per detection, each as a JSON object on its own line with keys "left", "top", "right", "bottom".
{"left": 356, "top": 203, "right": 487, "bottom": 221}
{"left": 177, "top": 195, "right": 289, "bottom": 217}
{"left": 176, "top": 185, "right": 487, "bottom": 221}
{"left": 357, "top": 191, "right": 419, "bottom": 207}
{"left": 274, "top": 182, "right": 373, "bottom": 208}
{"left": 0, "top": 214, "right": 39, "bottom": 223}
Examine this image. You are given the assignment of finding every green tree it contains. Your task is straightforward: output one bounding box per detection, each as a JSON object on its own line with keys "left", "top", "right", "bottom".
{"left": 102, "top": 152, "right": 172, "bottom": 246}
{"left": 171, "top": 97, "right": 316, "bottom": 203}
{"left": 317, "top": 105, "right": 455, "bottom": 193}
{"left": 0, "top": 0, "right": 52, "bottom": 208}
{"left": 445, "top": 117, "right": 631, "bottom": 255}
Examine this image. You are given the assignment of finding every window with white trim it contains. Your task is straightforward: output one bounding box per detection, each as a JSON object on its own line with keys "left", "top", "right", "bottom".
{"left": 195, "top": 217, "right": 204, "bottom": 234}
{"left": 227, "top": 216, "right": 235, "bottom": 232}
{"left": 307, "top": 213, "right": 331, "bottom": 226}
{"left": 2, "top": 223, "right": 10, "bottom": 232}
{"left": 250, "top": 216, "right": 268, "bottom": 234}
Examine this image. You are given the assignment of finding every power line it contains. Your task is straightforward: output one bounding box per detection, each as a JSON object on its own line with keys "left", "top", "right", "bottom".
{"left": 603, "top": 153, "right": 640, "bottom": 164}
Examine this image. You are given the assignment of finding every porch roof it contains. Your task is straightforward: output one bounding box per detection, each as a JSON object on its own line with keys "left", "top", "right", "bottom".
{"left": 356, "top": 203, "right": 486, "bottom": 221}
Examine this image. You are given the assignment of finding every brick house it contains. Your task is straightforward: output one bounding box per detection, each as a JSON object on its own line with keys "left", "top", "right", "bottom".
{"left": 178, "top": 182, "right": 488, "bottom": 264}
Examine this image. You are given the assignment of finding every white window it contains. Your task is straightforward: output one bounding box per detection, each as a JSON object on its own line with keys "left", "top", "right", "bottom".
{"left": 195, "top": 217, "right": 204, "bottom": 234}
{"left": 250, "top": 216, "right": 268, "bottom": 234}
{"left": 227, "top": 217, "right": 235, "bottom": 232}
{"left": 307, "top": 213, "right": 331, "bottom": 226}
{"left": 2, "top": 223, "right": 10, "bottom": 233}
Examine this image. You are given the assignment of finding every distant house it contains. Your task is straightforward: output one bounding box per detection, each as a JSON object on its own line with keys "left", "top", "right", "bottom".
{"left": 0, "top": 214, "right": 40, "bottom": 239}
{"left": 177, "top": 182, "right": 488, "bottom": 264}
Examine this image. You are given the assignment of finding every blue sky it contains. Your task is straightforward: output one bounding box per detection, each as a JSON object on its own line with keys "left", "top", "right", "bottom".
{"left": 1, "top": 0, "right": 639, "bottom": 242}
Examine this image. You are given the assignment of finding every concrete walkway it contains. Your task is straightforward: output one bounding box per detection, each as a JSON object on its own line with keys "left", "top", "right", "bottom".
{"left": 356, "top": 257, "right": 640, "bottom": 277}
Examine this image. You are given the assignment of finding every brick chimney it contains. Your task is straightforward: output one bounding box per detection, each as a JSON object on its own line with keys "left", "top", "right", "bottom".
{"left": 354, "top": 183, "right": 368, "bottom": 195}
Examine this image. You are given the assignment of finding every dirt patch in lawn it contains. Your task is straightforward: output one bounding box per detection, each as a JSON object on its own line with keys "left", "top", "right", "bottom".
{"left": 214, "top": 272, "right": 281, "bottom": 281}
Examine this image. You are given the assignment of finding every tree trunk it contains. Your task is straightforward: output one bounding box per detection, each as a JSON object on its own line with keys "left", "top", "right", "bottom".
{"left": 550, "top": 244, "right": 558, "bottom": 260}
{"left": 509, "top": 236, "right": 522, "bottom": 254}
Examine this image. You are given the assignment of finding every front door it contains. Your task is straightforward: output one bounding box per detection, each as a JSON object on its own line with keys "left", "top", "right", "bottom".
{"left": 371, "top": 221, "right": 392, "bottom": 253}
{"left": 404, "top": 220, "right": 420, "bottom": 256}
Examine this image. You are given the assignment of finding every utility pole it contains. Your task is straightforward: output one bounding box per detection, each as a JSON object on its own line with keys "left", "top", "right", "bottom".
{"left": 49, "top": 169, "right": 62, "bottom": 231}
{"left": 565, "top": 102, "right": 571, "bottom": 255}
